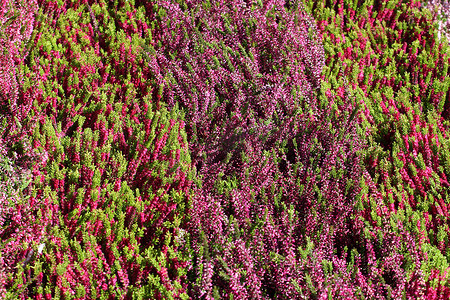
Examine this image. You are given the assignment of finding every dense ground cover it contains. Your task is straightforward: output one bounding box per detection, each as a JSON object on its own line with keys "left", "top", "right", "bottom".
{"left": 2, "top": 0, "right": 450, "bottom": 299}
{"left": 308, "top": 0, "right": 450, "bottom": 297}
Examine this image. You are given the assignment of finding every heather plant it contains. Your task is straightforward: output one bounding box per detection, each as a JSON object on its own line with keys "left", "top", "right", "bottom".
{"left": 150, "top": 0, "right": 428, "bottom": 297}
{"left": 0, "top": 0, "right": 44, "bottom": 298}
{"left": 423, "top": 0, "right": 450, "bottom": 43}
{"left": 186, "top": 102, "right": 427, "bottom": 298}
{"left": 307, "top": 0, "right": 450, "bottom": 296}
{"left": 5, "top": 0, "right": 450, "bottom": 298}
{"left": 5, "top": 0, "right": 194, "bottom": 298}
{"left": 150, "top": 0, "right": 325, "bottom": 151}
{"left": 0, "top": 0, "right": 37, "bottom": 111}
{"left": 149, "top": 0, "right": 327, "bottom": 295}
{"left": 0, "top": 119, "right": 36, "bottom": 299}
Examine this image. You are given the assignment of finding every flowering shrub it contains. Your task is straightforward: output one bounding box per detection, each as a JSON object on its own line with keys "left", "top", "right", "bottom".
{"left": 308, "top": 0, "right": 450, "bottom": 296}
{"left": 4, "top": 0, "right": 450, "bottom": 298}
{"left": 423, "top": 0, "right": 450, "bottom": 43}
{"left": 0, "top": 1, "right": 42, "bottom": 298}
{"left": 4, "top": 0, "right": 194, "bottom": 298}
{"left": 151, "top": 0, "right": 431, "bottom": 297}
{"left": 149, "top": 1, "right": 328, "bottom": 296}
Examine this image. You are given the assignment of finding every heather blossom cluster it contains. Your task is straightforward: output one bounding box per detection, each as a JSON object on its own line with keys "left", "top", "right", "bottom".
{"left": 423, "top": 0, "right": 450, "bottom": 43}
{"left": 2, "top": 0, "right": 194, "bottom": 298}
{"left": 151, "top": 0, "right": 429, "bottom": 297}
{"left": 3, "top": 0, "right": 450, "bottom": 298}
{"left": 0, "top": 0, "right": 43, "bottom": 297}
{"left": 311, "top": 0, "right": 450, "bottom": 297}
